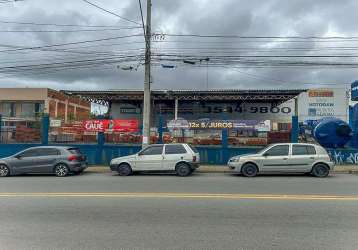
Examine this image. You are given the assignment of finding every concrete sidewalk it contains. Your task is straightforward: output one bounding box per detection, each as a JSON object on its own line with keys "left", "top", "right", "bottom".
{"left": 86, "top": 164, "right": 358, "bottom": 174}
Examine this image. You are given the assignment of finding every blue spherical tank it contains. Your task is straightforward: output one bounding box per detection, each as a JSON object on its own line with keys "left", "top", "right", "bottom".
{"left": 313, "top": 118, "right": 352, "bottom": 148}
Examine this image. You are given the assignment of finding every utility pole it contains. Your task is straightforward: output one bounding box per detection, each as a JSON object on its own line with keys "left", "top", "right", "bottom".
{"left": 142, "top": 0, "right": 151, "bottom": 147}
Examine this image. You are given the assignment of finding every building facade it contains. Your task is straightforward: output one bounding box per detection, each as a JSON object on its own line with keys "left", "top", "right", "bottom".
{"left": 0, "top": 88, "right": 91, "bottom": 122}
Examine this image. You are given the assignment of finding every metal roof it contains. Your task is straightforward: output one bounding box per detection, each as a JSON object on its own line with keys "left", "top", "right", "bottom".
{"left": 62, "top": 89, "right": 306, "bottom": 106}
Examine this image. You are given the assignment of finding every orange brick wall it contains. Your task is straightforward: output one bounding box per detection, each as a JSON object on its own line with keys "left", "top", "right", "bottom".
{"left": 76, "top": 107, "right": 90, "bottom": 121}
{"left": 67, "top": 105, "right": 75, "bottom": 121}
{"left": 49, "top": 100, "right": 56, "bottom": 118}
{"left": 47, "top": 89, "right": 90, "bottom": 108}
{"left": 57, "top": 102, "right": 66, "bottom": 120}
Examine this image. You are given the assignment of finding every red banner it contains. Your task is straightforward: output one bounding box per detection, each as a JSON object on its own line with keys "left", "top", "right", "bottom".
{"left": 83, "top": 120, "right": 139, "bottom": 132}
{"left": 108, "top": 119, "right": 139, "bottom": 132}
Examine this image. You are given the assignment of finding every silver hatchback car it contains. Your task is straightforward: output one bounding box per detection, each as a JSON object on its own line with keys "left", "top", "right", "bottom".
{"left": 228, "top": 143, "right": 335, "bottom": 177}
{"left": 0, "top": 146, "right": 87, "bottom": 177}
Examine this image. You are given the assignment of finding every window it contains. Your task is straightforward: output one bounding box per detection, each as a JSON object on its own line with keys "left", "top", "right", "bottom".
{"left": 1, "top": 102, "right": 16, "bottom": 117}
{"left": 165, "top": 144, "right": 187, "bottom": 154}
{"left": 307, "top": 146, "right": 316, "bottom": 155}
{"left": 188, "top": 144, "right": 199, "bottom": 153}
{"left": 68, "top": 148, "right": 81, "bottom": 155}
{"left": 140, "top": 145, "right": 163, "bottom": 156}
{"left": 19, "top": 149, "right": 40, "bottom": 158}
{"left": 37, "top": 148, "right": 61, "bottom": 156}
{"left": 19, "top": 148, "right": 61, "bottom": 157}
{"left": 21, "top": 103, "right": 36, "bottom": 118}
{"left": 292, "top": 145, "right": 316, "bottom": 155}
{"left": 264, "top": 145, "right": 289, "bottom": 156}
{"left": 34, "top": 103, "right": 44, "bottom": 115}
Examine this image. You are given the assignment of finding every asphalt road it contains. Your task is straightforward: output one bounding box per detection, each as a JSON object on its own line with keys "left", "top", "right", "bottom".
{"left": 0, "top": 172, "right": 358, "bottom": 250}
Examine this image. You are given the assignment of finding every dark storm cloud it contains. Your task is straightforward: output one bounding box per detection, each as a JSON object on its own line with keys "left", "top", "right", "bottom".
{"left": 0, "top": 0, "right": 357, "bottom": 91}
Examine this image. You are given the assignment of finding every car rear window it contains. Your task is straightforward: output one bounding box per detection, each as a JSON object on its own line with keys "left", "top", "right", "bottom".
{"left": 188, "top": 144, "right": 199, "bottom": 153}
{"left": 68, "top": 148, "right": 81, "bottom": 155}
{"left": 292, "top": 145, "right": 316, "bottom": 155}
{"left": 165, "top": 144, "right": 187, "bottom": 154}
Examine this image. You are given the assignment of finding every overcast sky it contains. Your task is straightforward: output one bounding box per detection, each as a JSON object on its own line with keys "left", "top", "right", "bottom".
{"left": 0, "top": 0, "right": 357, "bottom": 91}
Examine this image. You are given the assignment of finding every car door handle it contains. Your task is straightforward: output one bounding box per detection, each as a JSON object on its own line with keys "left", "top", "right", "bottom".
{"left": 309, "top": 157, "right": 315, "bottom": 159}
{"left": 283, "top": 158, "right": 288, "bottom": 160}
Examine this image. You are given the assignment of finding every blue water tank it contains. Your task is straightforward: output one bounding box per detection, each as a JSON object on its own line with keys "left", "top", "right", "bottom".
{"left": 313, "top": 118, "right": 352, "bottom": 148}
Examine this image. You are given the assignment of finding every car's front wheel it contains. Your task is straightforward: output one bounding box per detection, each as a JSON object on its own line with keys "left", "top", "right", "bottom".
{"left": 0, "top": 164, "right": 10, "bottom": 177}
{"left": 54, "top": 164, "right": 69, "bottom": 177}
{"left": 176, "top": 163, "right": 192, "bottom": 177}
{"left": 241, "top": 163, "right": 258, "bottom": 177}
{"left": 311, "top": 164, "right": 330, "bottom": 178}
{"left": 117, "top": 163, "right": 132, "bottom": 176}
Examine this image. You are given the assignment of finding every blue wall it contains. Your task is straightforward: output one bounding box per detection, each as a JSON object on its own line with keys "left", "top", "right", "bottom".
{"left": 0, "top": 143, "right": 261, "bottom": 165}
{"left": 327, "top": 148, "right": 358, "bottom": 165}
{"left": 2, "top": 143, "right": 358, "bottom": 165}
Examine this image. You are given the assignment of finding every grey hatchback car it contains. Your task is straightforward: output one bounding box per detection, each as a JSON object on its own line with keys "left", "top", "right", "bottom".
{"left": 0, "top": 146, "right": 87, "bottom": 177}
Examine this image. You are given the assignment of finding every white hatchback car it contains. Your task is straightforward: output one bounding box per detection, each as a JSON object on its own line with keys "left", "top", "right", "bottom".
{"left": 110, "top": 143, "right": 200, "bottom": 176}
{"left": 228, "top": 143, "right": 335, "bottom": 177}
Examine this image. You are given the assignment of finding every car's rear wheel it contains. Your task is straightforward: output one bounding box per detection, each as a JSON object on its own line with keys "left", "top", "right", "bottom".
{"left": 241, "top": 163, "right": 258, "bottom": 177}
{"left": 176, "top": 163, "right": 192, "bottom": 177}
{"left": 117, "top": 163, "right": 132, "bottom": 176}
{"left": 0, "top": 164, "right": 10, "bottom": 177}
{"left": 54, "top": 164, "right": 69, "bottom": 177}
{"left": 311, "top": 164, "right": 330, "bottom": 178}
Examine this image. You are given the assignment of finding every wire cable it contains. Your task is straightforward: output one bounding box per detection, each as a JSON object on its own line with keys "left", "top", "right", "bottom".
{"left": 0, "top": 34, "right": 142, "bottom": 53}
{"left": 0, "top": 19, "right": 136, "bottom": 28}
{"left": 161, "top": 33, "right": 358, "bottom": 40}
{"left": 0, "top": 28, "right": 142, "bottom": 33}
{"left": 80, "top": 0, "right": 141, "bottom": 25}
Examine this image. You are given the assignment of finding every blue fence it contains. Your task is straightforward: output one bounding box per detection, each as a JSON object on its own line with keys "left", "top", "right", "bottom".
{"left": 0, "top": 143, "right": 258, "bottom": 165}
{"left": 1, "top": 114, "right": 357, "bottom": 165}
{"left": 1, "top": 143, "right": 358, "bottom": 165}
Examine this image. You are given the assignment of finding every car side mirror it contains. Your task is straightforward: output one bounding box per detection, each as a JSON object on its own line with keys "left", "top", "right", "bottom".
{"left": 15, "top": 155, "right": 22, "bottom": 159}
{"left": 262, "top": 153, "right": 269, "bottom": 157}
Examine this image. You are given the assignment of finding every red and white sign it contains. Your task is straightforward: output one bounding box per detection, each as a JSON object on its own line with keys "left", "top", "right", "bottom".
{"left": 83, "top": 119, "right": 139, "bottom": 132}
{"left": 83, "top": 120, "right": 108, "bottom": 132}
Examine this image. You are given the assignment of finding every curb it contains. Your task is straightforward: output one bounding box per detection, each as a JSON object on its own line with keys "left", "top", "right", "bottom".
{"left": 85, "top": 166, "right": 358, "bottom": 174}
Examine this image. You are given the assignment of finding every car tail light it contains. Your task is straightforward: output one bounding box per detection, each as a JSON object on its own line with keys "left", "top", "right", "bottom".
{"left": 193, "top": 156, "right": 197, "bottom": 162}
{"left": 68, "top": 155, "right": 78, "bottom": 161}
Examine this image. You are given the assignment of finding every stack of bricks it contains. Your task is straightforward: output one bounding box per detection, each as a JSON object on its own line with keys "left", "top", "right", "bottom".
{"left": 267, "top": 131, "right": 291, "bottom": 144}
{"left": 15, "top": 125, "right": 41, "bottom": 142}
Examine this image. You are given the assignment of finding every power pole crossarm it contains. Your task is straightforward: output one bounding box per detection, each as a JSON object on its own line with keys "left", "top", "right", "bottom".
{"left": 142, "top": 0, "right": 151, "bottom": 147}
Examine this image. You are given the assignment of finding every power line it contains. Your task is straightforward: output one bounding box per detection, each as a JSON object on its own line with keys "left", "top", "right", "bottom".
{"left": 0, "top": 55, "right": 143, "bottom": 73}
{"left": 0, "top": 27, "right": 142, "bottom": 33}
{"left": 161, "top": 33, "right": 358, "bottom": 40}
{"left": 80, "top": 0, "right": 141, "bottom": 25}
{"left": 154, "top": 39, "right": 358, "bottom": 44}
{"left": 0, "top": 19, "right": 137, "bottom": 28}
{"left": 138, "top": 0, "right": 146, "bottom": 39}
{"left": 0, "top": 0, "right": 24, "bottom": 4}
{"left": 0, "top": 34, "right": 142, "bottom": 53}
{"left": 152, "top": 53, "right": 358, "bottom": 58}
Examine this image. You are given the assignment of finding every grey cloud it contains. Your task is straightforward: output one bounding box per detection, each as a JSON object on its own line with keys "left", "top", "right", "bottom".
{"left": 0, "top": 0, "right": 357, "bottom": 91}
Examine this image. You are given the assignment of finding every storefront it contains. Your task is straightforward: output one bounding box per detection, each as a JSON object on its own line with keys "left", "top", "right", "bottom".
{"left": 64, "top": 89, "right": 307, "bottom": 146}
